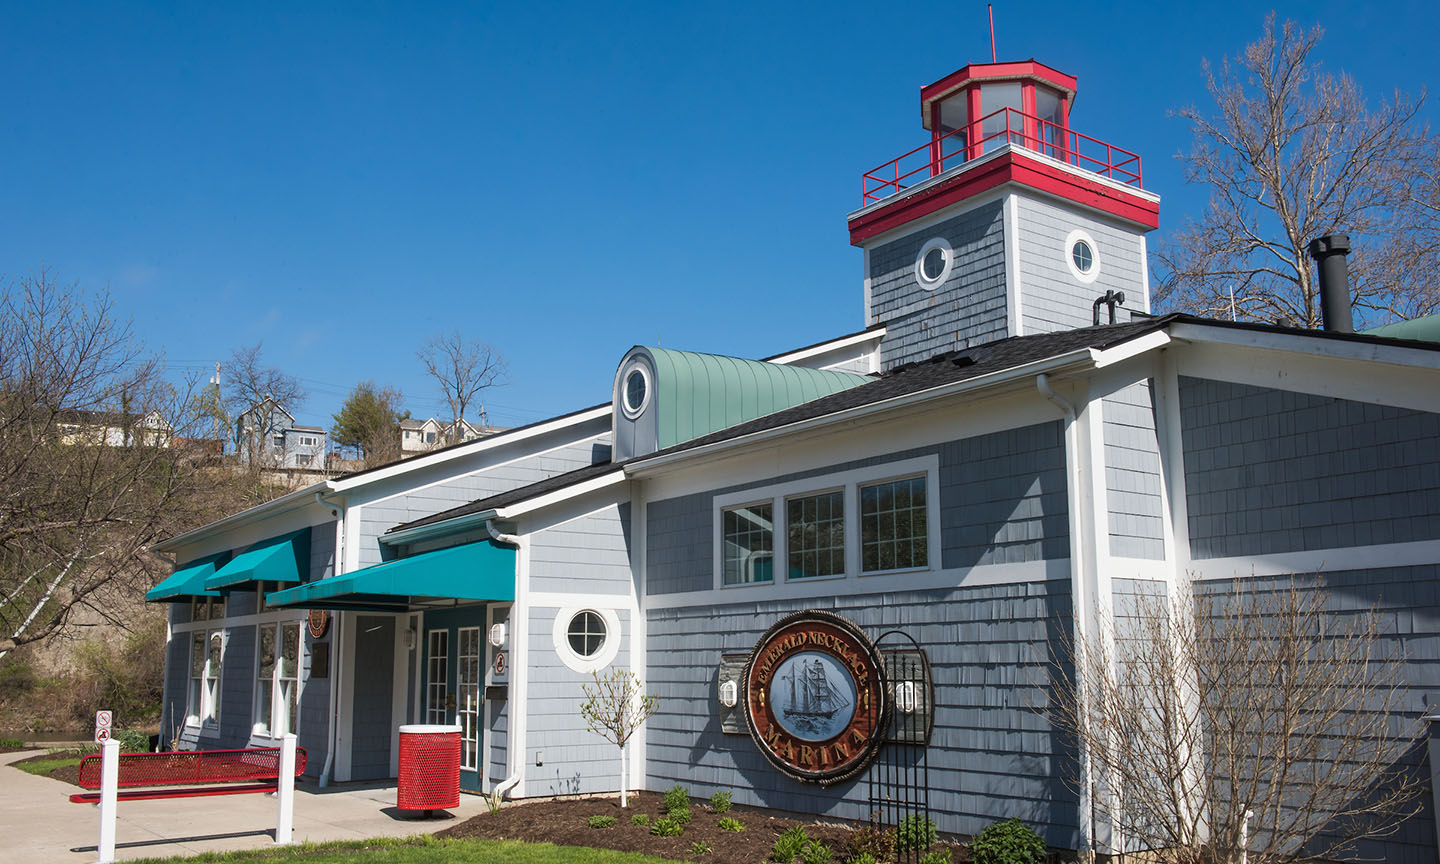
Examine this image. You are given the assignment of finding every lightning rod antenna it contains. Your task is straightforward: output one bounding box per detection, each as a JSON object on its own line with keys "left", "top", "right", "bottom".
{"left": 989, "top": 5, "right": 997, "bottom": 62}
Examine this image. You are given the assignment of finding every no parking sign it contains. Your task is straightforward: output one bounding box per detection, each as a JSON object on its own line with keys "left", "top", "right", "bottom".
{"left": 94, "top": 710, "right": 112, "bottom": 744}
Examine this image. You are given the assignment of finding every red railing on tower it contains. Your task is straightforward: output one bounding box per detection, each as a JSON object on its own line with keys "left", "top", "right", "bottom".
{"left": 861, "top": 107, "right": 1143, "bottom": 206}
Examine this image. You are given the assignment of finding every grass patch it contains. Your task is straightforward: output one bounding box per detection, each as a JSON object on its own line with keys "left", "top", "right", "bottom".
{"left": 11, "top": 756, "right": 82, "bottom": 777}
{"left": 122, "top": 836, "right": 683, "bottom": 864}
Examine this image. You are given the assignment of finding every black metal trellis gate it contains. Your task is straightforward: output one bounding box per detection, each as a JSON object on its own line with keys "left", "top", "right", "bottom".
{"left": 868, "top": 629, "right": 934, "bottom": 864}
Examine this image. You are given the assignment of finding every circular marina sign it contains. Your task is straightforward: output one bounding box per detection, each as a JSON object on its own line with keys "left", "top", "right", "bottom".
{"left": 743, "top": 610, "right": 888, "bottom": 785}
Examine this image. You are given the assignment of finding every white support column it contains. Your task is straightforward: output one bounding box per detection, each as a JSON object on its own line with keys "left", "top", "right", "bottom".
{"left": 275, "top": 733, "right": 296, "bottom": 845}
{"left": 95, "top": 740, "right": 119, "bottom": 864}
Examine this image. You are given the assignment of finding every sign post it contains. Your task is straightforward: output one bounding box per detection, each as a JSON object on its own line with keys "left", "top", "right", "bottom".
{"left": 96, "top": 738, "right": 119, "bottom": 864}
{"left": 274, "top": 733, "right": 296, "bottom": 845}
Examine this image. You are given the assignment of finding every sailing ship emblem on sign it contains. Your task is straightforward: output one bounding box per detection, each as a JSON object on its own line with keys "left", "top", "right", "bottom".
{"left": 743, "top": 610, "right": 888, "bottom": 784}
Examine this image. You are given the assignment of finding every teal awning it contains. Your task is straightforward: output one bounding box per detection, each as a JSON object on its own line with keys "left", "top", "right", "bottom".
{"left": 146, "top": 552, "right": 229, "bottom": 602}
{"left": 205, "top": 529, "right": 310, "bottom": 590}
{"left": 264, "top": 540, "right": 515, "bottom": 612}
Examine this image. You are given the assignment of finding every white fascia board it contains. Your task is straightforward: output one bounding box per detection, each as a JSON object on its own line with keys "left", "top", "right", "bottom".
{"left": 328, "top": 405, "right": 610, "bottom": 492}
{"left": 492, "top": 470, "right": 627, "bottom": 520}
{"left": 625, "top": 347, "right": 1101, "bottom": 476}
{"left": 1168, "top": 321, "right": 1440, "bottom": 370}
{"left": 765, "top": 328, "right": 886, "bottom": 366}
{"left": 380, "top": 469, "right": 628, "bottom": 546}
{"left": 1091, "top": 329, "right": 1170, "bottom": 368}
{"left": 150, "top": 481, "right": 334, "bottom": 554}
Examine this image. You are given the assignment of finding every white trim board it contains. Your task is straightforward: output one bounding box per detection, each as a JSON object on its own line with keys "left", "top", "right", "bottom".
{"left": 1186, "top": 540, "right": 1440, "bottom": 582}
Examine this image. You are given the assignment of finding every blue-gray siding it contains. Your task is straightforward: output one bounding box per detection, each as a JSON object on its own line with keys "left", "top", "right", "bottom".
{"left": 1104, "top": 381, "right": 1165, "bottom": 560}
{"left": 646, "top": 421, "right": 1068, "bottom": 596}
{"left": 645, "top": 582, "right": 1078, "bottom": 846}
{"left": 356, "top": 436, "right": 608, "bottom": 567}
{"left": 526, "top": 606, "right": 631, "bottom": 797}
{"left": 940, "top": 421, "right": 1068, "bottom": 567}
{"left": 1015, "top": 195, "right": 1146, "bottom": 334}
{"left": 529, "top": 503, "right": 634, "bottom": 596}
{"left": 1195, "top": 568, "right": 1440, "bottom": 863}
{"left": 1178, "top": 378, "right": 1440, "bottom": 560}
{"left": 869, "top": 200, "right": 1008, "bottom": 369}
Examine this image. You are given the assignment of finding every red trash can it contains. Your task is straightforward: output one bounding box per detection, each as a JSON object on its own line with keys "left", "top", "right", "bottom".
{"left": 397, "top": 724, "right": 462, "bottom": 812}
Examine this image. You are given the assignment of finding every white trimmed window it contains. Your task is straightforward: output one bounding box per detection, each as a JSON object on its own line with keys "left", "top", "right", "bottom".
{"left": 712, "top": 455, "right": 939, "bottom": 590}
{"left": 189, "top": 629, "right": 224, "bottom": 726}
{"left": 721, "top": 502, "right": 774, "bottom": 585}
{"left": 860, "top": 476, "right": 929, "bottom": 573}
{"left": 254, "top": 621, "right": 301, "bottom": 737}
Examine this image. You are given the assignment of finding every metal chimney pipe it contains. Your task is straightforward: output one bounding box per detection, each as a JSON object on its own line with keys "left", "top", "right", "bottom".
{"left": 1307, "top": 234, "right": 1353, "bottom": 333}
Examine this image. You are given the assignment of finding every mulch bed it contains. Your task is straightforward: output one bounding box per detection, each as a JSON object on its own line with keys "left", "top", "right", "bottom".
{"left": 439, "top": 790, "right": 970, "bottom": 863}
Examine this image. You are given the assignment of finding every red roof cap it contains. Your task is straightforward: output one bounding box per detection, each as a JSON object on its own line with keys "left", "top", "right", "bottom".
{"left": 920, "top": 60, "right": 1078, "bottom": 129}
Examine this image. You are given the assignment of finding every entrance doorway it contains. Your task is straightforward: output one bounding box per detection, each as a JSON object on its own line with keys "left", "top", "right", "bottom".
{"left": 422, "top": 606, "right": 487, "bottom": 792}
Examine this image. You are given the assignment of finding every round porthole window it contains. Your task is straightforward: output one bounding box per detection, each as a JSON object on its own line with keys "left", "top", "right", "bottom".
{"left": 913, "top": 237, "right": 954, "bottom": 291}
{"left": 619, "top": 363, "right": 651, "bottom": 420}
{"left": 567, "top": 610, "right": 606, "bottom": 658}
{"left": 1063, "top": 228, "right": 1102, "bottom": 284}
{"left": 553, "top": 606, "right": 622, "bottom": 673}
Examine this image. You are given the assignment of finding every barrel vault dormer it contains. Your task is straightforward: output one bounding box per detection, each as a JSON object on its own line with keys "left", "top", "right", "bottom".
{"left": 850, "top": 59, "right": 1161, "bottom": 370}
{"left": 611, "top": 347, "right": 871, "bottom": 462}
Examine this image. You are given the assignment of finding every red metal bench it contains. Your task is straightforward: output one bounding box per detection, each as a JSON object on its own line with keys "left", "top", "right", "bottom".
{"left": 69, "top": 746, "right": 308, "bottom": 803}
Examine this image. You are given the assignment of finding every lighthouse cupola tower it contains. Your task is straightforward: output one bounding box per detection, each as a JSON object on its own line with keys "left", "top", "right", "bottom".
{"left": 849, "top": 60, "right": 1160, "bottom": 371}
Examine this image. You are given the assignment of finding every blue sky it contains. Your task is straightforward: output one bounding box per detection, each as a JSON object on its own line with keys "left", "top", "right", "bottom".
{"left": 3, "top": 1, "right": 1437, "bottom": 430}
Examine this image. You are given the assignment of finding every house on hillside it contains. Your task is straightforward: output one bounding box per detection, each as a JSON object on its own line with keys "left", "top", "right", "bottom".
{"left": 57, "top": 408, "right": 171, "bottom": 447}
{"left": 400, "top": 418, "right": 442, "bottom": 452}
{"left": 235, "top": 399, "right": 326, "bottom": 469}
{"left": 144, "top": 57, "right": 1440, "bottom": 862}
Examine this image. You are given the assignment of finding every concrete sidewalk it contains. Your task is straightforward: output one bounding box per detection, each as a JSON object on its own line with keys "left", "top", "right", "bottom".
{"left": 0, "top": 749, "right": 488, "bottom": 863}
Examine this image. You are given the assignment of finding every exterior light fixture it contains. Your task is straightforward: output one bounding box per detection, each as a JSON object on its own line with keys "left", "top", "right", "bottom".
{"left": 719, "top": 679, "right": 738, "bottom": 708}
{"left": 895, "top": 681, "right": 918, "bottom": 715}
{"left": 489, "top": 622, "right": 507, "bottom": 648}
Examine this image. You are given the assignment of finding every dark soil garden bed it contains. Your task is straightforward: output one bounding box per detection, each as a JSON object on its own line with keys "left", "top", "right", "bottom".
{"left": 439, "top": 790, "right": 970, "bottom": 864}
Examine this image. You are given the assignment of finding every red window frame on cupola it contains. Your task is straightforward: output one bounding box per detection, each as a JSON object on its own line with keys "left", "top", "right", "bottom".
{"left": 922, "top": 61, "right": 1076, "bottom": 176}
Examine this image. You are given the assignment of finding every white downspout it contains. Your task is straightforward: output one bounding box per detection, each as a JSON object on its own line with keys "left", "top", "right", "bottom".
{"left": 1037, "top": 374, "right": 1097, "bottom": 858}
{"left": 485, "top": 519, "right": 526, "bottom": 800}
{"left": 316, "top": 491, "right": 345, "bottom": 787}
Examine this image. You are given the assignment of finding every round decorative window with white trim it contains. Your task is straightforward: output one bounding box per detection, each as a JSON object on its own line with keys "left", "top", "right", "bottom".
{"left": 552, "top": 606, "right": 622, "bottom": 673}
{"left": 1064, "top": 228, "right": 1101, "bottom": 285}
{"left": 913, "top": 237, "right": 954, "bottom": 291}
{"left": 620, "top": 364, "right": 651, "bottom": 420}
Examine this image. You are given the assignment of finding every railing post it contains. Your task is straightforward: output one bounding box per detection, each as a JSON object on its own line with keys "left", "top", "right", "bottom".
{"left": 275, "top": 734, "right": 296, "bottom": 845}
{"left": 95, "top": 739, "right": 119, "bottom": 864}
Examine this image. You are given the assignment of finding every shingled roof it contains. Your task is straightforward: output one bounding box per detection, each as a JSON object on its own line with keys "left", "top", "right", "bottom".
{"left": 387, "top": 317, "right": 1173, "bottom": 537}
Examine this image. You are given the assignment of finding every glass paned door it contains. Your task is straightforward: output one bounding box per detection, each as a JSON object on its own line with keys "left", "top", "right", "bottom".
{"left": 457, "top": 627, "right": 481, "bottom": 771}
{"left": 425, "top": 630, "right": 449, "bottom": 725}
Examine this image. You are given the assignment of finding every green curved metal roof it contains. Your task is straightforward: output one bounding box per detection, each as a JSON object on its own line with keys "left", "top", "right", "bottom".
{"left": 1364, "top": 312, "right": 1440, "bottom": 343}
{"left": 644, "top": 348, "right": 871, "bottom": 450}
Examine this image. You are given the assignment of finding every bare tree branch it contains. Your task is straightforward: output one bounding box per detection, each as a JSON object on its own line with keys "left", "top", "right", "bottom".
{"left": 1154, "top": 15, "right": 1438, "bottom": 328}
{"left": 416, "top": 331, "right": 504, "bottom": 444}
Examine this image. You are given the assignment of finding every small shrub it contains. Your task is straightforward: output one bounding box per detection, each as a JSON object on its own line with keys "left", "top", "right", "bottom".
{"left": 0, "top": 737, "right": 24, "bottom": 748}
{"left": 844, "top": 823, "right": 894, "bottom": 863}
{"left": 848, "top": 855, "right": 877, "bottom": 864}
{"left": 709, "top": 789, "right": 733, "bottom": 813}
{"left": 668, "top": 804, "right": 692, "bottom": 825}
{"left": 772, "top": 825, "right": 811, "bottom": 862}
{"left": 485, "top": 790, "right": 504, "bottom": 814}
{"left": 588, "top": 815, "right": 617, "bottom": 829}
{"left": 895, "top": 814, "right": 938, "bottom": 852}
{"left": 663, "top": 784, "right": 691, "bottom": 811}
{"left": 113, "top": 728, "right": 150, "bottom": 752}
{"left": 631, "top": 813, "right": 651, "bottom": 826}
{"left": 970, "top": 818, "right": 1046, "bottom": 864}
{"left": 800, "top": 840, "right": 833, "bottom": 864}
{"left": 650, "top": 816, "right": 685, "bottom": 837}
{"left": 718, "top": 816, "right": 745, "bottom": 832}
{"left": 690, "top": 840, "right": 713, "bottom": 856}
{"left": 920, "top": 850, "right": 954, "bottom": 864}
